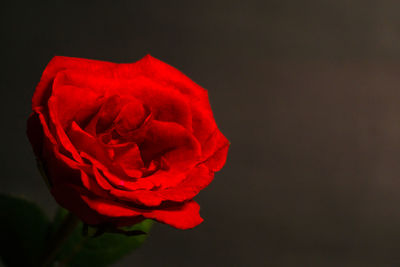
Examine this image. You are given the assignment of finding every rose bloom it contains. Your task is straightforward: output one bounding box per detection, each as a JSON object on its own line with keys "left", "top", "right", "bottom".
{"left": 27, "top": 55, "right": 229, "bottom": 229}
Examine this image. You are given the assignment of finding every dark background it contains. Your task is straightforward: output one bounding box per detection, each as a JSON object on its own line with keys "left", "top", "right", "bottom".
{"left": 2, "top": 1, "right": 400, "bottom": 266}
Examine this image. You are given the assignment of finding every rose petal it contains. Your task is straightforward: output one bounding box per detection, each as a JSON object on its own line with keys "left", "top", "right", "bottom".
{"left": 156, "top": 164, "right": 214, "bottom": 202}
{"left": 84, "top": 95, "right": 122, "bottom": 136}
{"left": 201, "top": 130, "right": 230, "bottom": 172}
{"left": 68, "top": 121, "right": 111, "bottom": 165}
{"left": 32, "top": 56, "right": 118, "bottom": 109}
{"left": 113, "top": 143, "right": 144, "bottom": 178}
{"left": 140, "top": 120, "right": 201, "bottom": 172}
{"left": 81, "top": 194, "right": 203, "bottom": 229}
{"left": 49, "top": 70, "right": 192, "bottom": 130}
{"left": 80, "top": 152, "right": 154, "bottom": 191}
{"left": 29, "top": 55, "right": 228, "bottom": 231}
{"left": 27, "top": 112, "right": 45, "bottom": 157}
{"left": 69, "top": 121, "right": 152, "bottom": 182}
{"left": 144, "top": 200, "right": 203, "bottom": 230}
{"left": 51, "top": 183, "right": 110, "bottom": 225}
{"left": 50, "top": 71, "right": 103, "bottom": 128}
{"left": 27, "top": 109, "right": 84, "bottom": 187}
{"left": 109, "top": 164, "right": 214, "bottom": 206}
{"left": 135, "top": 55, "right": 207, "bottom": 100}
{"left": 113, "top": 96, "right": 148, "bottom": 136}
{"left": 135, "top": 55, "right": 228, "bottom": 161}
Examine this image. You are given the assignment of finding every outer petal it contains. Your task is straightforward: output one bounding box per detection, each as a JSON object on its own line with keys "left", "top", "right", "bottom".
{"left": 135, "top": 55, "right": 207, "bottom": 100}
{"left": 155, "top": 164, "right": 215, "bottom": 202}
{"left": 107, "top": 164, "right": 214, "bottom": 206}
{"left": 143, "top": 200, "right": 203, "bottom": 230}
{"left": 50, "top": 72, "right": 103, "bottom": 128}
{"left": 201, "top": 130, "right": 230, "bottom": 172}
{"left": 27, "top": 109, "right": 83, "bottom": 187}
{"left": 80, "top": 152, "right": 154, "bottom": 191}
{"left": 81, "top": 194, "right": 203, "bottom": 229}
{"left": 27, "top": 112, "right": 45, "bottom": 157}
{"left": 32, "top": 56, "right": 118, "bottom": 109}
{"left": 135, "top": 55, "right": 229, "bottom": 164}
{"left": 51, "top": 184, "right": 111, "bottom": 225}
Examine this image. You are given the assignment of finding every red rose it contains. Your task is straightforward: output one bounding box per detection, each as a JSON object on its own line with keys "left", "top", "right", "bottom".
{"left": 27, "top": 55, "right": 229, "bottom": 229}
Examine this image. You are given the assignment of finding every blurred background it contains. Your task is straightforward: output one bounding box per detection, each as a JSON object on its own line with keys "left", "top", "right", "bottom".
{"left": 2, "top": 1, "right": 400, "bottom": 266}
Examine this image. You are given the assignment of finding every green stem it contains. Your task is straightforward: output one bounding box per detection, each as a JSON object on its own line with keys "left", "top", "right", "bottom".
{"left": 39, "top": 212, "right": 80, "bottom": 267}
{"left": 58, "top": 232, "right": 90, "bottom": 267}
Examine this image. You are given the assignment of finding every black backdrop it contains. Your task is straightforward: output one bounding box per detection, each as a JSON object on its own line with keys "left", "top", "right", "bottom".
{"left": 2, "top": 1, "right": 400, "bottom": 266}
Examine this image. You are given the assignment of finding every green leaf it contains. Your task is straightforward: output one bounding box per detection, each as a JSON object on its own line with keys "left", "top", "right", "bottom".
{"left": 0, "top": 194, "right": 50, "bottom": 267}
{"left": 0, "top": 196, "right": 152, "bottom": 267}
{"left": 52, "top": 208, "right": 153, "bottom": 267}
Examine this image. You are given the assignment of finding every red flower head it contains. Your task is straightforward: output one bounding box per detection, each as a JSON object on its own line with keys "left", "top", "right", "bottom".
{"left": 27, "top": 55, "right": 229, "bottom": 229}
